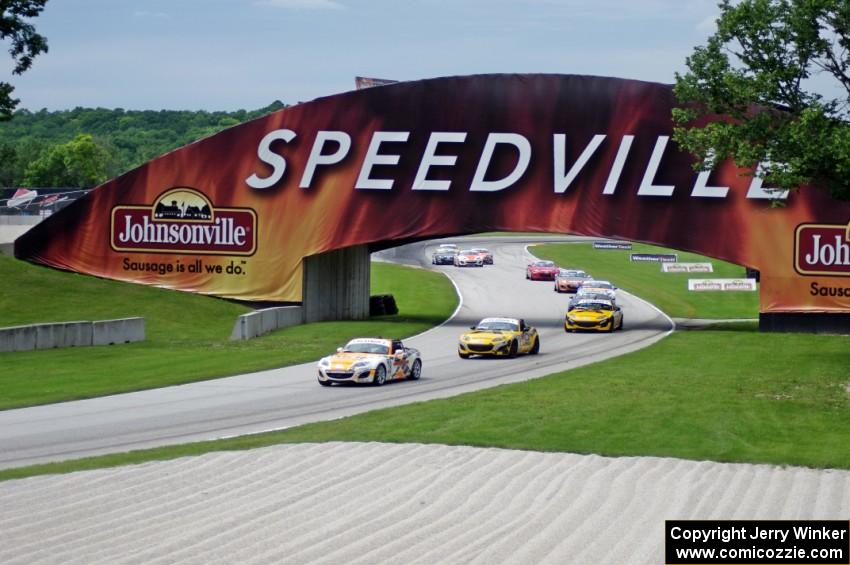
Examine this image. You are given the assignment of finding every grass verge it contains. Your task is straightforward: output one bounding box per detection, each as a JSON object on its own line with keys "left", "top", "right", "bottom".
{"left": 3, "top": 324, "right": 849, "bottom": 481}
{"left": 532, "top": 241, "right": 759, "bottom": 319}
{"left": 0, "top": 257, "right": 457, "bottom": 409}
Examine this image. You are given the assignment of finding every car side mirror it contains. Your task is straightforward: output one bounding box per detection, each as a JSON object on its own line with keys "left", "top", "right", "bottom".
{"left": 470, "top": 325, "right": 476, "bottom": 330}
{"left": 394, "top": 351, "right": 404, "bottom": 359}
{"left": 521, "top": 325, "right": 529, "bottom": 331}
{"left": 336, "top": 347, "right": 343, "bottom": 353}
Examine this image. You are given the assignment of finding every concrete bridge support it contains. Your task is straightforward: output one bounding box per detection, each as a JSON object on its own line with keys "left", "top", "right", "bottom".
{"left": 302, "top": 244, "right": 370, "bottom": 323}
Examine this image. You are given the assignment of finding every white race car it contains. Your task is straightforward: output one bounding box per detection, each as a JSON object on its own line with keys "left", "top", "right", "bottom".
{"left": 576, "top": 280, "right": 617, "bottom": 301}
{"left": 317, "top": 338, "right": 422, "bottom": 386}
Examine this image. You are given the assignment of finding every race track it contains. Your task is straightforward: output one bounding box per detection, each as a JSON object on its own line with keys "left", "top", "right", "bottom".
{"left": 0, "top": 236, "right": 672, "bottom": 469}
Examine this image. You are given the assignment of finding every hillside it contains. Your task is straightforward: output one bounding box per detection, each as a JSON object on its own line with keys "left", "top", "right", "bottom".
{"left": 0, "top": 101, "right": 286, "bottom": 188}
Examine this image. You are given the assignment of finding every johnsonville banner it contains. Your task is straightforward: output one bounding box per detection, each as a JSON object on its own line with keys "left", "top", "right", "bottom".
{"left": 14, "top": 74, "right": 850, "bottom": 313}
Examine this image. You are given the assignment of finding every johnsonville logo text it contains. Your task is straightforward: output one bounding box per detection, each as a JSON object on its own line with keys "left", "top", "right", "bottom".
{"left": 795, "top": 222, "right": 850, "bottom": 276}
{"left": 111, "top": 188, "right": 257, "bottom": 255}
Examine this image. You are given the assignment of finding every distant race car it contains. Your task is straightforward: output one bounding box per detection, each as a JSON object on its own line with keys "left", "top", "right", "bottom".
{"left": 565, "top": 299, "right": 623, "bottom": 333}
{"left": 432, "top": 248, "right": 457, "bottom": 265}
{"left": 317, "top": 337, "right": 422, "bottom": 386}
{"left": 458, "top": 317, "right": 540, "bottom": 358}
{"left": 470, "top": 248, "right": 494, "bottom": 264}
{"left": 526, "top": 260, "right": 559, "bottom": 280}
{"left": 554, "top": 269, "right": 591, "bottom": 292}
{"left": 455, "top": 249, "right": 485, "bottom": 267}
{"left": 577, "top": 280, "right": 617, "bottom": 301}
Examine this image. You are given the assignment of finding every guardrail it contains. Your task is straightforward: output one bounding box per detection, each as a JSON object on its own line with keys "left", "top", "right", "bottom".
{"left": 0, "top": 215, "right": 45, "bottom": 225}
{"left": 0, "top": 317, "right": 145, "bottom": 352}
{"left": 230, "top": 306, "right": 303, "bottom": 340}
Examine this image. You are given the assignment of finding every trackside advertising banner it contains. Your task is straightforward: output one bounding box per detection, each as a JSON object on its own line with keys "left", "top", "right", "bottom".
{"left": 13, "top": 74, "right": 850, "bottom": 313}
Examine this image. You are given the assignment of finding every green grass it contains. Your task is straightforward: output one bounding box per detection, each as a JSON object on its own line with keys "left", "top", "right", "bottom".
{"left": 3, "top": 324, "right": 848, "bottom": 481}
{"left": 532, "top": 242, "right": 759, "bottom": 319}
{"left": 0, "top": 257, "right": 457, "bottom": 409}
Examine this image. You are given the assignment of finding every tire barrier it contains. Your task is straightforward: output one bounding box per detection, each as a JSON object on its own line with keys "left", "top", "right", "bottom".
{"left": 369, "top": 294, "right": 398, "bottom": 317}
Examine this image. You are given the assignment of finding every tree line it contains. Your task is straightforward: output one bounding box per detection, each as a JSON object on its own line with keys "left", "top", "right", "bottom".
{"left": 0, "top": 101, "right": 286, "bottom": 188}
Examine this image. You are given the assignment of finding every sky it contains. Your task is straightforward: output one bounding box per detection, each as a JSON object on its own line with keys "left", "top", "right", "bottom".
{"left": 3, "top": 0, "right": 722, "bottom": 112}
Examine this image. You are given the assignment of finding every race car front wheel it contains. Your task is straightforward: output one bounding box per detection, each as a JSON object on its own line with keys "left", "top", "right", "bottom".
{"left": 408, "top": 359, "right": 422, "bottom": 380}
{"left": 508, "top": 340, "right": 518, "bottom": 358}
{"left": 373, "top": 364, "right": 387, "bottom": 386}
{"left": 530, "top": 338, "right": 540, "bottom": 354}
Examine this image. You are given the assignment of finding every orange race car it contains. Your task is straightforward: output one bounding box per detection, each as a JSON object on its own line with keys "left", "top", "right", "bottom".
{"left": 470, "top": 248, "right": 494, "bottom": 264}
{"left": 455, "top": 249, "right": 485, "bottom": 267}
{"left": 554, "top": 269, "right": 591, "bottom": 292}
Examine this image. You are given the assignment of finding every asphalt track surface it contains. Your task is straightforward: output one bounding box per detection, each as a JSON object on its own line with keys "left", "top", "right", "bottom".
{"left": 0, "top": 236, "right": 673, "bottom": 470}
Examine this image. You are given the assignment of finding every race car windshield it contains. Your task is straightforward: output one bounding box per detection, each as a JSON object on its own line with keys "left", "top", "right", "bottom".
{"left": 578, "top": 293, "right": 609, "bottom": 301}
{"left": 573, "top": 302, "right": 612, "bottom": 311}
{"left": 476, "top": 321, "right": 519, "bottom": 331}
{"left": 534, "top": 261, "right": 555, "bottom": 267}
{"left": 344, "top": 342, "right": 390, "bottom": 354}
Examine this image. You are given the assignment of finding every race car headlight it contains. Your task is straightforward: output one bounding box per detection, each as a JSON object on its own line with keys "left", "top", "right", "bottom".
{"left": 461, "top": 335, "right": 472, "bottom": 342}
{"left": 491, "top": 338, "right": 506, "bottom": 344}
{"left": 319, "top": 358, "right": 330, "bottom": 367}
{"left": 351, "top": 361, "right": 371, "bottom": 371}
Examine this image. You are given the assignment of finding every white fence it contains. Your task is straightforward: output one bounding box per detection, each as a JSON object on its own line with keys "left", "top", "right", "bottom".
{"left": 0, "top": 317, "right": 145, "bottom": 352}
{"left": 230, "top": 306, "right": 304, "bottom": 340}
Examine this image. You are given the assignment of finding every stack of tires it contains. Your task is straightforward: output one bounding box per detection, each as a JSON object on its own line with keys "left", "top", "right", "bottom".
{"left": 369, "top": 294, "right": 398, "bottom": 316}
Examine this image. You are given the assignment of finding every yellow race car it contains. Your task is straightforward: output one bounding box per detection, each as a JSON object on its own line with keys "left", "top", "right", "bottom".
{"left": 458, "top": 317, "right": 540, "bottom": 358}
{"left": 565, "top": 298, "right": 623, "bottom": 333}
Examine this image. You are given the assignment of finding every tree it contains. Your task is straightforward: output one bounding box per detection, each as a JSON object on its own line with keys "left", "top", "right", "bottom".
{"left": 23, "top": 134, "right": 112, "bottom": 187}
{"left": 0, "top": 102, "right": 288, "bottom": 186}
{"left": 673, "top": 0, "right": 850, "bottom": 201}
{"left": 1, "top": 0, "right": 49, "bottom": 120}
{"left": 0, "top": 142, "right": 16, "bottom": 185}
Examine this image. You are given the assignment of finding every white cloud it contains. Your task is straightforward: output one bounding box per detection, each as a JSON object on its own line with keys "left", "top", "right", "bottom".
{"left": 256, "top": 0, "right": 345, "bottom": 9}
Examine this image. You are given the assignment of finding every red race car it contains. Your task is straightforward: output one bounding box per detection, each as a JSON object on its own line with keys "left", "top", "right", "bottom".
{"left": 526, "top": 260, "right": 559, "bottom": 280}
